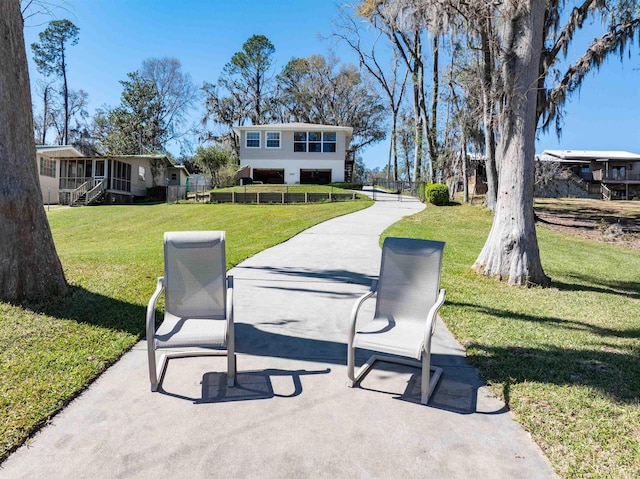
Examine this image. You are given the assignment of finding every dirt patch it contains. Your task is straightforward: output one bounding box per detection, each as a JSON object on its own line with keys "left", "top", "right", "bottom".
{"left": 534, "top": 198, "right": 640, "bottom": 249}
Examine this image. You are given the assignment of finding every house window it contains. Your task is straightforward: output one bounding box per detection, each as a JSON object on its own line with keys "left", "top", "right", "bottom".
{"left": 294, "top": 132, "right": 307, "bottom": 152}
{"left": 323, "top": 132, "right": 336, "bottom": 152}
{"left": 308, "top": 132, "right": 322, "bottom": 152}
{"left": 40, "top": 157, "right": 56, "bottom": 178}
{"left": 294, "top": 131, "right": 337, "bottom": 153}
{"left": 246, "top": 131, "right": 260, "bottom": 148}
{"left": 266, "top": 131, "right": 280, "bottom": 148}
{"left": 138, "top": 166, "right": 146, "bottom": 181}
{"left": 111, "top": 160, "right": 131, "bottom": 192}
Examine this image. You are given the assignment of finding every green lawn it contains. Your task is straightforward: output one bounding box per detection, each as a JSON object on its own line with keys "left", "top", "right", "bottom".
{"left": 0, "top": 200, "right": 371, "bottom": 461}
{"left": 3, "top": 197, "right": 639, "bottom": 477}
{"left": 383, "top": 202, "right": 640, "bottom": 479}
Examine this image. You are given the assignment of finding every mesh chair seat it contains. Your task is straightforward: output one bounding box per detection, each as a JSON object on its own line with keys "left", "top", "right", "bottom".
{"left": 155, "top": 313, "right": 228, "bottom": 350}
{"left": 353, "top": 316, "right": 424, "bottom": 360}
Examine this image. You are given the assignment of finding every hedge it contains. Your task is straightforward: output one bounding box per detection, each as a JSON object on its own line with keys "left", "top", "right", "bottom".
{"left": 424, "top": 183, "right": 449, "bottom": 205}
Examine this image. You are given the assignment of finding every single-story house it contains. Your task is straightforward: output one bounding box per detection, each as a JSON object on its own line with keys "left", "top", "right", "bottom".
{"left": 36, "top": 145, "right": 187, "bottom": 205}
{"left": 232, "top": 122, "right": 355, "bottom": 184}
{"left": 36, "top": 145, "right": 83, "bottom": 204}
{"left": 540, "top": 150, "right": 640, "bottom": 200}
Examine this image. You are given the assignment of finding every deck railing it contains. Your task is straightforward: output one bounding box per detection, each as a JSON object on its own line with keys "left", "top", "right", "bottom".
{"left": 85, "top": 180, "right": 105, "bottom": 205}
{"left": 69, "top": 181, "right": 91, "bottom": 205}
{"left": 593, "top": 169, "right": 640, "bottom": 182}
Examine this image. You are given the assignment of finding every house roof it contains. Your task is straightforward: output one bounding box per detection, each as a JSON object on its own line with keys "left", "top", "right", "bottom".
{"left": 233, "top": 122, "right": 353, "bottom": 135}
{"left": 36, "top": 145, "right": 84, "bottom": 157}
{"left": 542, "top": 150, "right": 640, "bottom": 162}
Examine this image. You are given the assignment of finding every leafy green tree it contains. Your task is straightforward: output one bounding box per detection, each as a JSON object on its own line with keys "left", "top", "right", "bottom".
{"left": 31, "top": 19, "right": 79, "bottom": 145}
{"left": 191, "top": 146, "right": 236, "bottom": 186}
{"left": 203, "top": 35, "right": 277, "bottom": 152}
{"left": 95, "top": 72, "right": 165, "bottom": 154}
{"left": 1, "top": 0, "right": 67, "bottom": 302}
{"left": 226, "top": 34, "right": 276, "bottom": 125}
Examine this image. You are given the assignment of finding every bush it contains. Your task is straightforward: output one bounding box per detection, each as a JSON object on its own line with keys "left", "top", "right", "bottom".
{"left": 146, "top": 185, "right": 166, "bottom": 201}
{"left": 424, "top": 183, "right": 449, "bottom": 205}
{"left": 329, "top": 182, "right": 363, "bottom": 190}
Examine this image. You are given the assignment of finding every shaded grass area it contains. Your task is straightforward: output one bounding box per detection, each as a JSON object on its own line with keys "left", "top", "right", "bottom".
{"left": 0, "top": 200, "right": 371, "bottom": 461}
{"left": 382, "top": 202, "right": 640, "bottom": 478}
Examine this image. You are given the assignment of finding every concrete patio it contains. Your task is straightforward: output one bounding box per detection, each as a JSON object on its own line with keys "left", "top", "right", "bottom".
{"left": 0, "top": 191, "right": 557, "bottom": 478}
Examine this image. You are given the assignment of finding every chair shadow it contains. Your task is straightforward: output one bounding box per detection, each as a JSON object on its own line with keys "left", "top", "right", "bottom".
{"left": 355, "top": 359, "right": 488, "bottom": 415}
{"left": 158, "top": 367, "right": 330, "bottom": 404}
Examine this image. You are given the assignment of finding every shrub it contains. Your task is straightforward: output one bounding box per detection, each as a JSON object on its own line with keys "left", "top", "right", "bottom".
{"left": 146, "top": 186, "right": 166, "bottom": 201}
{"left": 424, "top": 183, "right": 449, "bottom": 205}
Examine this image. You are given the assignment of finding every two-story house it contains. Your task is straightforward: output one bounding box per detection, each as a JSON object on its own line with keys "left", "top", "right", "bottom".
{"left": 232, "top": 123, "right": 354, "bottom": 184}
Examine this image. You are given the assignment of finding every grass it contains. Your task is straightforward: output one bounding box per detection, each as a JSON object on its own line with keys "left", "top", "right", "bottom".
{"left": 535, "top": 197, "right": 640, "bottom": 224}
{"left": 0, "top": 199, "right": 371, "bottom": 461}
{"left": 382, "top": 200, "right": 640, "bottom": 479}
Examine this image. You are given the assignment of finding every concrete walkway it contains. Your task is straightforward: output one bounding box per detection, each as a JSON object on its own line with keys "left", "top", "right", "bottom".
{"left": 0, "top": 193, "right": 557, "bottom": 478}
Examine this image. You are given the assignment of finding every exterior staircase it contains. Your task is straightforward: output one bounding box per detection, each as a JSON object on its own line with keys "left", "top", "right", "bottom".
{"left": 69, "top": 180, "right": 106, "bottom": 206}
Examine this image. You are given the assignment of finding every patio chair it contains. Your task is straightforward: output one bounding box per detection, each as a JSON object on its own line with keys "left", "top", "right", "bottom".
{"left": 347, "top": 237, "right": 446, "bottom": 405}
{"left": 146, "top": 231, "right": 235, "bottom": 392}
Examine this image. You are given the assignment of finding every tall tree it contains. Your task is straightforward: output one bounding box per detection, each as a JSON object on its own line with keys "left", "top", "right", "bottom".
{"left": 95, "top": 72, "right": 165, "bottom": 155}
{"left": 1, "top": 0, "right": 67, "bottom": 302}
{"left": 49, "top": 88, "right": 89, "bottom": 145}
{"left": 473, "top": 0, "right": 640, "bottom": 285}
{"left": 357, "top": 0, "right": 445, "bottom": 181}
{"left": 31, "top": 19, "right": 79, "bottom": 145}
{"left": 473, "top": 0, "right": 549, "bottom": 286}
{"left": 227, "top": 35, "right": 276, "bottom": 125}
{"left": 334, "top": 8, "right": 409, "bottom": 181}
{"left": 202, "top": 35, "right": 276, "bottom": 153}
{"left": 33, "top": 79, "right": 55, "bottom": 144}
{"left": 277, "top": 55, "right": 387, "bottom": 150}
{"left": 140, "top": 57, "right": 200, "bottom": 149}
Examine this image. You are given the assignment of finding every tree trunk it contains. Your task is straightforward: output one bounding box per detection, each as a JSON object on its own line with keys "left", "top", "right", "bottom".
{"left": 0, "top": 1, "right": 68, "bottom": 302}
{"left": 461, "top": 134, "right": 469, "bottom": 204}
{"left": 481, "top": 28, "right": 498, "bottom": 211}
{"left": 62, "top": 47, "right": 69, "bottom": 145}
{"left": 412, "top": 72, "right": 423, "bottom": 181}
{"left": 391, "top": 107, "right": 399, "bottom": 182}
{"left": 428, "top": 34, "right": 439, "bottom": 183}
{"left": 41, "top": 83, "right": 50, "bottom": 145}
{"left": 473, "top": 0, "right": 550, "bottom": 286}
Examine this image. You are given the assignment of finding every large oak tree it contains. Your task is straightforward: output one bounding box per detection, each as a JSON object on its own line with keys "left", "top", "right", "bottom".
{"left": 0, "top": 0, "right": 67, "bottom": 302}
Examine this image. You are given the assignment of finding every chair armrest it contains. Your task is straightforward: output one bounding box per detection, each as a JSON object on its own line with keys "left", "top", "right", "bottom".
{"left": 146, "top": 277, "right": 165, "bottom": 343}
{"left": 348, "top": 279, "right": 378, "bottom": 347}
{"left": 226, "top": 275, "right": 234, "bottom": 326}
{"left": 423, "top": 288, "right": 446, "bottom": 348}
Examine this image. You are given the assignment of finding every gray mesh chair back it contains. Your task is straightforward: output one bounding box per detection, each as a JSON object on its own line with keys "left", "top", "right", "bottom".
{"left": 347, "top": 237, "right": 446, "bottom": 405}
{"left": 146, "top": 231, "right": 235, "bottom": 392}
{"left": 375, "top": 238, "right": 443, "bottom": 327}
{"left": 164, "top": 231, "right": 226, "bottom": 320}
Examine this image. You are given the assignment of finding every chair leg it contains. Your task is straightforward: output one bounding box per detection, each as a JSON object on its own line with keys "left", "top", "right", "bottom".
{"left": 347, "top": 343, "right": 356, "bottom": 387}
{"left": 147, "top": 340, "right": 159, "bottom": 392}
{"left": 227, "top": 353, "right": 236, "bottom": 387}
{"left": 421, "top": 353, "right": 431, "bottom": 405}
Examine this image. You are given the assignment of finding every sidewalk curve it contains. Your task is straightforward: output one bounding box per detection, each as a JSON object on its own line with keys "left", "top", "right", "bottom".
{"left": 0, "top": 192, "right": 557, "bottom": 478}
